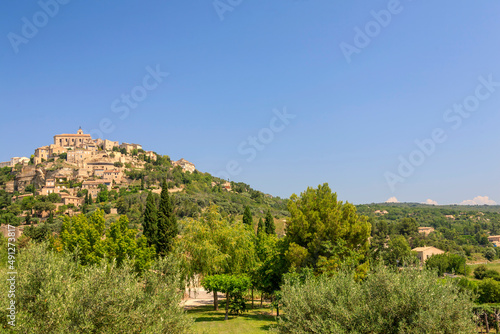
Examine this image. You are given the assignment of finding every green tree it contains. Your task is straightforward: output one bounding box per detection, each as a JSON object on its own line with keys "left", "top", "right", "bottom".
{"left": 97, "top": 184, "right": 109, "bottom": 203}
{"left": 242, "top": 206, "right": 253, "bottom": 227}
{"left": 47, "top": 211, "right": 54, "bottom": 224}
{"left": 202, "top": 274, "right": 251, "bottom": 320}
{"left": 285, "top": 183, "right": 371, "bottom": 274}
{"left": 277, "top": 265, "right": 476, "bottom": 334}
{"left": 156, "top": 182, "right": 178, "bottom": 255}
{"left": 143, "top": 191, "right": 158, "bottom": 247}
{"left": 382, "top": 235, "right": 414, "bottom": 266}
{"left": 397, "top": 217, "right": 419, "bottom": 236}
{"left": 265, "top": 210, "right": 275, "bottom": 235}
{"left": 425, "top": 253, "right": 467, "bottom": 276}
{"left": 257, "top": 218, "right": 265, "bottom": 237}
{"left": 176, "top": 206, "right": 256, "bottom": 310}
{"left": 58, "top": 210, "right": 155, "bottom": 270}
{"left": 0, "top": 243, "right": 192, "bottom": 333}
{"left": 478, "top": 278, "right": 500, "bottom": 303}
{"left": 474, "top": 264, "right": 488, "bottom": 279}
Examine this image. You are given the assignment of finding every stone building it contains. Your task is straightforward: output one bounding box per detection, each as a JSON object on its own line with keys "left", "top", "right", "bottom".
{"left": 102, "top": 139, "right": 119, "bottom": 151}
{"left": 34, "top": 146, "right": 50, "bottom": 165}
{"left": 82, "top": 179, "right": 112, "bottom": 199}
{"left": 144, "top": 151, "right": 157, "bottom": 161}
{"left": 53, "top": 128, "right": 92, "bottom": 148}
{"left": 120, "top": 142, "right": 142, "bottom": 153}
{"left": 412, "top": 246, "right": 445, "bottom": 264}
{"left": 60, "top": 193, "right": 84, "bottom": 207}
{"left": 67, "top": 149, "right": 94, "bottom": 164}
{"left": 418, "top": 227, "right": 435, "bottom": 236}
{"left": 38, "top": 178, "right": 57, "bottom": 196}
{"left": 0, "top": 157, "right": 30, "bottom": 168}
{"left": 48, "top": 145, "right": 67, "bottom": 157}
{"left": 173, "top": 158, "right": 196, "bottom": 173}
{"left": 103, "top": 169, "right": 122, "bottom": 183}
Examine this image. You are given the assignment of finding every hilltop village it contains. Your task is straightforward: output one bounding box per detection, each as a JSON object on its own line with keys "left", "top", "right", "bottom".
{"left": 1, "top": 128, "right": 195, "bottom": 215}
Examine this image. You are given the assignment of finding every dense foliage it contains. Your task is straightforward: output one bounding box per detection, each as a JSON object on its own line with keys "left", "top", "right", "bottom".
{"left": 285, "top": 183, "right": 371, "bottom": 275}
{"left": 0, "top": 241, "right": 192, "bottom": 333}
{"left": 277, "top": 266, "right": 476, "bottom": 334}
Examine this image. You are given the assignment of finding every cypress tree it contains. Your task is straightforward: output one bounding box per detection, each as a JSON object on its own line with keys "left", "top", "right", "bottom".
{"left": 143, "top": 191, "right": 158, "bottom": 247}
{"left": 156, "top": 181, "right": 178, "bottom": 255}
{"left": 257, "top": 218, "right": 265, "bottom": 237}
{"left": 47, "top": 211, "right": 54, "bottom": 225}
{"left": 242, "top": 206, "right": 253, "bottom": 227}
{"left": 265, "top": 210, "right": 275, "bottom": 235}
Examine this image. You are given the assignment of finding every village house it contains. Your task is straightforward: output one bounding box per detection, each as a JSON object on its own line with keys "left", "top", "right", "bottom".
{"left": 34, "top": 146, "right": 50, "bottom": 165}
{"left": 48, "top": 144, "right": 67, "bottom": 157}
{"left": 120, "top": 142, "right": 142, "bottom": 153}
{"left": 418, "top": 227, "right": 435, "bottom": 236}
{"left": 0, "top": 157, "right": 30, "bottom": 168}
{"left": 86, "top": 161, "right": 116, "bottom": 177}
{"left": 412, "top": 246, "right": 445, "bottom": 264}
{"left": 82, "top": 179, "right": 112, "bottom": 199}
{"left": 60, "top": 193, "right": 84, "bottom": 207}
{"left": 173, "top": 158, "right": 196, "bottom": 173}
{"left": 38, "top": 178, "right": 57, "bottom": 196}
{"left": 102, "top": 139, "right": 119, "bottom": 151}
{"left": 67, "top": 148, "right": 95, "bottom": 164}
{"left": 144, "top": 150, "right": 157, "bottom": 161}
{"left": 103, "top": 169, "right": 122, "bottom": 183}
{"left": 488, "top": 235, "right": 500, "bottom": 243}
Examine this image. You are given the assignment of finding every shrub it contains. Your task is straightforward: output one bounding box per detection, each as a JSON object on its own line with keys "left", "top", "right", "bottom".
{"left": 277, "top": 266, "right": 476, "bottom": 334}
{"left": 474, "top": 265, "right": 488, "bottom": 279}
{"left": 0, "top": 243, "right": 192, "bottom": 333}
{"left": 478, "top": 278, "right": 500, "bottom": 304}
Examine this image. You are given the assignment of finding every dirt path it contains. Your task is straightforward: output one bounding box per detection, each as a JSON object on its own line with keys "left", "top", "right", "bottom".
{"left": 182, "top": 288, "right": 225, "bottom": 308}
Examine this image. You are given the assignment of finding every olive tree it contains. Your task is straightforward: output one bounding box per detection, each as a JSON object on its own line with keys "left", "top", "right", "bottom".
{"left": 277, "top": 266, "right": 476, "bottom": 334}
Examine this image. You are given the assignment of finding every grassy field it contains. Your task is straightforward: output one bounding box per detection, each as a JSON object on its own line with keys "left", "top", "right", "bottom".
{"left": 468, "top": 261, "right": 500, "bottom": 274}
{"left": 187, "top": 304, "right": 277, "bottom": 334}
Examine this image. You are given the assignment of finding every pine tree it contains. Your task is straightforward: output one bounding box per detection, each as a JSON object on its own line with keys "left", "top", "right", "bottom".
{"left": 143, "top": 191, "right": 158, "bottom": 247}
{"left": 242, "top": 206, "right": 253, "bottom": 227}
{"left": 88, "top": 194, "right": 93, "bottom": 205}
{"left": 265, "top": 210, "right": 275, "bottom": 235}
{"left": 84, "top": 192, "right": 89, "bottom": 205}
{"left": 257, "top": 218, "right": 265, "bottom": 237}
{"left": 141, "top": 176, "right": 145, "bottom": 190}
{"left": 156, "top": 181, "right": 178, "bottom": 255}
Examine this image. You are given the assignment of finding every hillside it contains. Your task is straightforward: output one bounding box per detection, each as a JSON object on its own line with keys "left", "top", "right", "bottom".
{"left": 357, "top": 202, "right": 500, "bottom": 262}
{"left": 0, "top": 129, "right": 288, "bottom": 236}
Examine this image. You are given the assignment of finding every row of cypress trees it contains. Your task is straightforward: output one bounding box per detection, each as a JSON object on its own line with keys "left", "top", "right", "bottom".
{"left": 143, "top": 188, "right": 276, "bottom": 256}
{"left": 143, "top": 181, "right": 178, "bottom": 256}
{"left": 243, "top": 206, "right": 275, "bottom": 236}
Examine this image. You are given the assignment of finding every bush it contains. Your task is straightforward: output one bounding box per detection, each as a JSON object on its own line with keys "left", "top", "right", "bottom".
{"left": 0, "top": 243, "right": 192, "bottom": 333}
{"left": 277, "top": 266, "right": 475, "bottom": 334}
{"left": 475, "top": 265, "right": 488, "bottom": 279}
{"left": 478, "top": 278, "right": 500, "bottom": 304}
{"left": 425, "top": 253, "right": 467, "bottom": 276}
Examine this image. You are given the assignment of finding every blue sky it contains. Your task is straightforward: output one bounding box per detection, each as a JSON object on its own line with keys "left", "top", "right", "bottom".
{"left": 1, "top": 0, "right": 499, "bottom": 205}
